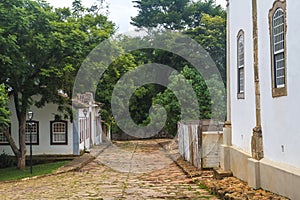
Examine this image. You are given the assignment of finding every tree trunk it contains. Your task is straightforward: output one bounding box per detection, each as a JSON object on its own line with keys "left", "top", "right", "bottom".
{"left": 4, "top": 128, "right": 26, "bottom": 169}
{"left": 2, "top": 128, "right": 19, "bottom": 155}
{"left": 17, "top": 152, "right": 26, "bottom": 169}
{"left": 10, "top": 92, "right": 29, "bottom": 170}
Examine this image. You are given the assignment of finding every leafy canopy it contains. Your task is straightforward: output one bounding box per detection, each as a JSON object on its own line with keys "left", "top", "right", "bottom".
{"left": 0, "top": 85, "right": 10, "bottom": 131}
{"left": 0, "top": 0, "right": 115, "bottom": 169}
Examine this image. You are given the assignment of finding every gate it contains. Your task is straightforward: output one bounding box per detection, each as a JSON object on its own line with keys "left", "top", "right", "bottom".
{"left": 178, "top": 120, "right": 223, "bottom": 169}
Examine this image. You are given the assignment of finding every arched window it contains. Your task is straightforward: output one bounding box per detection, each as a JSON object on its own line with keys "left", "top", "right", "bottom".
{"left": 269, "top": 1, "right": 287, "bottom": 97}
{"left": 273, "top": 8, "right": 285, "bottom": 88}
{"left": 237, "top": 30, "right": 245, "bottom": 99}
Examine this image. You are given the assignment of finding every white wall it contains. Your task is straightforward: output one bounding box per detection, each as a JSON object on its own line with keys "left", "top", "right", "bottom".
{"left": 78, "top": 108, "right": 88, "bottom": 152}
{"left": 229, "top": 0, "right": 256, "bottom": 154}
{"left": 77, "top": 105, "right": 101, "bottom": 152}
{"left": 229, "top": 0, "right": 300, "bottom": 169}
{"left": 226, "top": 0, "right": 300, "bottom": 197}
{"left": 258, "top": 0, "right": 300, "bottom": 168}
{"left": 0, "top": 96, "right": 73, "bottom": 155}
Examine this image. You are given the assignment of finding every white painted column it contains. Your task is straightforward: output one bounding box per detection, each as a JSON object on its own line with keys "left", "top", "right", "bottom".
{"left": 220, "top": 0, "right": 232, "bottom": 171}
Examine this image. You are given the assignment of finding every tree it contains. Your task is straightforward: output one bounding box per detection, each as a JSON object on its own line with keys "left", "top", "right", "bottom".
{"left": 187, "top": 0, "right": 225, "bottom": 28}
{"left": 152, "top": 66, "right": 209, "bottom": 134}
{"left": 94, "top": 0, "right": 226, "bottom": 136}
{"left": 0, "top": 0, "right": 115, "bottom": 169}
{"left": 185, "top": 13, "right": 226, "bottom": 82}
{"left": 94, "top": 34, "right": 188, "bottom": 134}
{"left": 95, "top": 50, "right": 138, "bottom": 133}
{"left": 0, "top": 85, "right": 15, "bottom": 156}
{"left": 0, "top": 85, "right": 10, "bottom": 131}
{"left": 131, "top": 0, "right": 190, "bottom": 31}
{"left": 131, "top": 0, "right": 226, "bottom": 80}
{"left": 131, "top": 0, "right": 225, "bottom": 31}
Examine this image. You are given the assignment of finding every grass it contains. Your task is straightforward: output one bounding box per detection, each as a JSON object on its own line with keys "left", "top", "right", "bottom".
{"left": 198, "top": 183, "right": 209, "bottom": 190}
{"left": 198, "top": 196, "right": 210, "bottom": 199}
{"left": 0, "top": 160, "right": 69, "bottom": 182}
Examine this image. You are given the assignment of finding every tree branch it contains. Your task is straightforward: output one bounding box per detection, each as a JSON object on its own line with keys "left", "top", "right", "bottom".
{"left": 3, "top": 127, "right": 19, "bottom": 156}
{"left": 13, "top": 92, "right": 21, "bottom": 122}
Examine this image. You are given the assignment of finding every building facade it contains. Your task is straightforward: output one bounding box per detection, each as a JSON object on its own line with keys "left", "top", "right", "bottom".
{"left": 221, "top": 0, "right": 300, "bottom": 198}
{"left": 0, "top": 92, "right": 103, "bottom": 156}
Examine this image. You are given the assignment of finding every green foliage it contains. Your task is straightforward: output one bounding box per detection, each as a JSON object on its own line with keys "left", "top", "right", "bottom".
{"left": 95, "top": 31, "right": 226, "bottom": 135}
{"left": 131, "top": 0, "right": 226, "bottom": 81}
{"left": 0, "top": 85, "right": 10, "bottom": 131}
{"left": 131, "top": 0, "right": 191, "bottom": 30}
{"left": 129, "top": 84, "right": 160, "bottom": 125}
{"left": 0, "top": 0, "right": 115, "bottom": 168}
{"left": 152, "top": 66, "right": 214, "bottom": 135}
{"left": 185, "top": 13, "right": 226, "bottom": 82}
{"left": 0, "top": 0, "right": 115, "bottom": 113}
{"left": 0, "top": 152, "right": 15, "bottom": 168}
{"left": 205, "top": 74, "right": 226, "bottom": 121}
{"left": 131, "top": 0, "right": 225, "bottom": 31}
{"left": 96, "top": 51, "right": 138, "bottom": 133}
{"left": 188, "top": 0, "right": 225, "bottom": 28}
{"left": 110, "top": 0, "right": 227, "bottom": 137}
{"left": 82, "top": 0, "right": 226, "bottom": 136}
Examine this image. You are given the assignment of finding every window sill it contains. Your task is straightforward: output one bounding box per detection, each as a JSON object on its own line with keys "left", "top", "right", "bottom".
{"left": 0, "top": 143, "right": 10, "bottom": 145}
{"left": 237, "top": 92, "right": 245, "bottom": 99}
{"left": 50, "top": 142, "right": 68, "bottom": 145}
{"left": 272, "top": 87, "right": 287, "bottom": 97}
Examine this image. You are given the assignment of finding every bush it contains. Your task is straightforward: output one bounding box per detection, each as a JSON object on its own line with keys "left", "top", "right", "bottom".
{"left": 0, "top": 152, "right": 15, "bottom": 168}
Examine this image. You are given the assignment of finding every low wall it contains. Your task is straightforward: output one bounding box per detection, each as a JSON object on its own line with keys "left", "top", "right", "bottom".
{"left": 226, "top": 145, "right": 300, "bottom": 199}
{"left": 229, "top": 146, "right": 251, "bottom": 182}
{"left": 260, "top": 158, "right": 300, "bottom": 199}
{"left": 202, "top": 132, "right": 223, "bottom": 168}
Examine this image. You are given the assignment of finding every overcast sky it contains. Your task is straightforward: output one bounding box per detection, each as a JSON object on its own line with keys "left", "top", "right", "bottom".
{"left": 46, "top": 0, "right": 227, "bottom": 33}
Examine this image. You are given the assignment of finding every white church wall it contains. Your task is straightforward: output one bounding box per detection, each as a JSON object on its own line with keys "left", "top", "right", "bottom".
{"left": 258, "top": 0, "right": 300, "bottom": 168}
{"left": 229, "top": 0, "right": 256, "bottom": 154}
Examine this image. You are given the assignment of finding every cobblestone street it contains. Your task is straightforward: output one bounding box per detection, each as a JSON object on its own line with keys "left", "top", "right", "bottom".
{"left": 0, "top": 139, "right": 219, "bottom": 199}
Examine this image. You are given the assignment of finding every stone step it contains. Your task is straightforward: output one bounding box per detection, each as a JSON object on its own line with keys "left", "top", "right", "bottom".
{"left": 213, "top": 168, "right": 233, "bottom": 180}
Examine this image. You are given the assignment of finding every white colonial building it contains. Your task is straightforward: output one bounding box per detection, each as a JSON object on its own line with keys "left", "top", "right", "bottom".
{"left": 0, "top": 92, "right": 104, "bottom": 156}
{"left": 220, "top": 0, "right": 300, "bottom": 198}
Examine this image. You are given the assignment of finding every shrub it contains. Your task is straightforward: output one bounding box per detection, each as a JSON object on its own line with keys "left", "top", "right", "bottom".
{"left": 0, "top": 152, "right": 15, "bottom": 168}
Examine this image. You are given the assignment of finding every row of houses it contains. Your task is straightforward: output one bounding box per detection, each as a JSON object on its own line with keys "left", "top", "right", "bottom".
{"left": 0, "top": 92, "right": 107, "bottom": 156}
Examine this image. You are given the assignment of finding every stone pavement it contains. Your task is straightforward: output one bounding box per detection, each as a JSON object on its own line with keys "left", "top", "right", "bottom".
{"left": 0, "top": 139, "right": 219, "bottom": 199}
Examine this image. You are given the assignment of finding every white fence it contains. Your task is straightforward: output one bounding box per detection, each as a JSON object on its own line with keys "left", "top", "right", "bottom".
{"left": 178, "top": 120, "right": 223, "bottom": 169}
